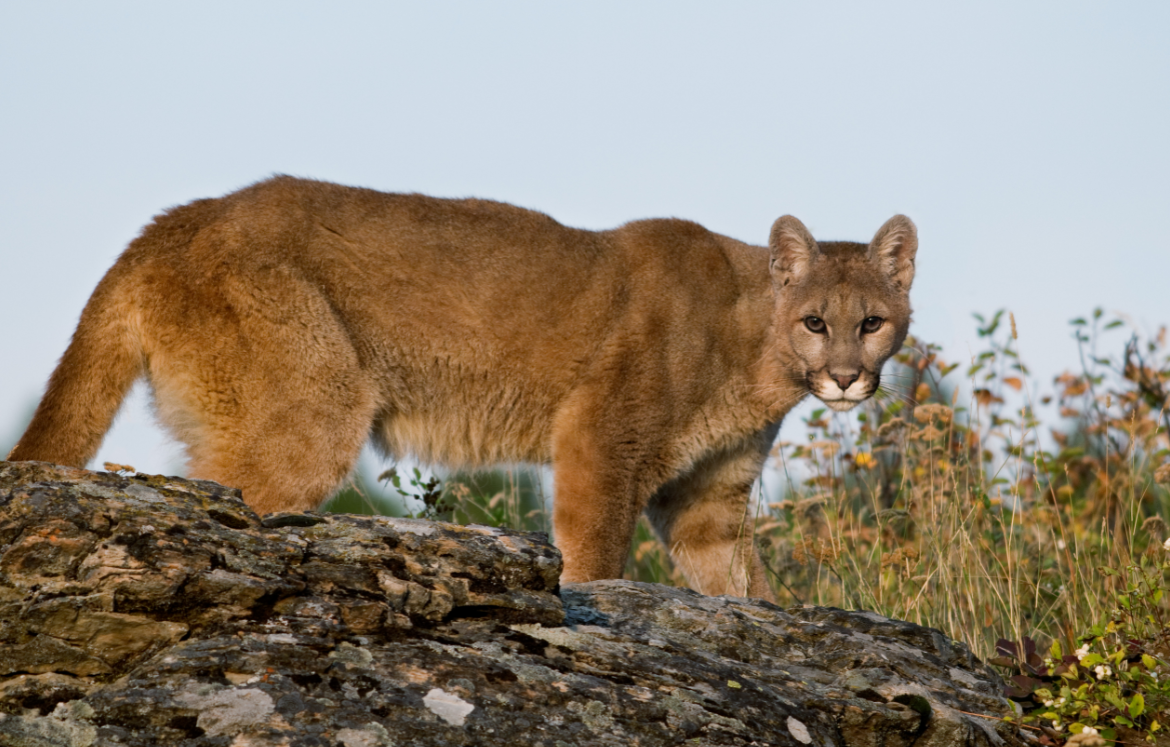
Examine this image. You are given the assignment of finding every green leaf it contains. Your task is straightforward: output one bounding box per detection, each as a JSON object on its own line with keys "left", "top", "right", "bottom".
{"left": 1129, "top": 693, "right": 1145, "bottom": 718}
{"left": 1079, "top": 653, "right": 1104, "bottom": 667}
{"left": 1142, "top": 654, "right": 1158, "bottom": 670}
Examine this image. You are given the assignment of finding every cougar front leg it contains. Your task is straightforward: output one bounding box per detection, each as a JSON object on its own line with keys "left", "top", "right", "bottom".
{"left": 550, "top": 399, "right": 669, "bottom": 584}
{"left": 645, "top": 434, "right": 776, "bottom": 601}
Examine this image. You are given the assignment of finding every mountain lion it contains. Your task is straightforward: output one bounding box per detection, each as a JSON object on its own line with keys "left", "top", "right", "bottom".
{"left": 8, "top": 177, "right": 917, "bottom": 601}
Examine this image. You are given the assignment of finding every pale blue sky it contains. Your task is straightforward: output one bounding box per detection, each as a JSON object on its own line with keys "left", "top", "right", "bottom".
{"left": 2, "top": 2, "right": 1168, "bottom": 478}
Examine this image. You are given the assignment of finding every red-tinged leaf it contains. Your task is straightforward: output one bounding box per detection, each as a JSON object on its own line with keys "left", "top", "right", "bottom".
{"left": 1010, "top": 675, "right": 1042, "bottom": 692}
{"left": 1003, "top": 685, "right": 1030, "bottom": 699}
{"left": 974, "top": 388, "right": 1004, "bottom": 406}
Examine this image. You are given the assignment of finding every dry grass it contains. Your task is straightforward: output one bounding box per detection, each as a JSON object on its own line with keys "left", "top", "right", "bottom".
{"left": 748, "top": 309, "right": 1170, "bottom": 663}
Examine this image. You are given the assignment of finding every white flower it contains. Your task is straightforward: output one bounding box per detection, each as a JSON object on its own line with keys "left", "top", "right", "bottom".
{"left": 1075, "top": 645, "right": 1090, "bottom": 660}
{"left": 1094, "top": 665, "right": 1112, "bottom": 679}
{"left": 1043, "top": 699, "right": 1055, "bottom": 707}
{"left": 1163, "top": 536, "right": 1170, "bottom": 551}
{"left": 1057, "top": 539, "right": 1066, "bottom": 550}
{"left": 1083, "top": 726, "right": 1099, "bottom": 735}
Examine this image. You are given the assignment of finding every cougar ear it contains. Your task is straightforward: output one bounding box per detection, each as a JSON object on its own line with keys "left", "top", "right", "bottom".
{"left": 869, "top": 215, "right": 917, "bottom": 291}
{"left": 769, "top": 215, "right": 818, "bottom": 286}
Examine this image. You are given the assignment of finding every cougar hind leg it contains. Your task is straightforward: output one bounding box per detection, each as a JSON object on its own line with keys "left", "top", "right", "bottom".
{"left": 147, "top": 276, "right": 380, "bottom": 515}
{"left": 163, "top": 363, "right": 379, "bottom": 514}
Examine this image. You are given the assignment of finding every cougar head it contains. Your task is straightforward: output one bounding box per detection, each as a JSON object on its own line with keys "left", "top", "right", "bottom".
{"left": 769, "top": 214, "right": 917, "bottom": 412}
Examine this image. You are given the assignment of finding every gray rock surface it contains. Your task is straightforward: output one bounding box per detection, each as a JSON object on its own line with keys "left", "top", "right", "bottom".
{"left": 0, "top": 462, "right": 1027, "bottom": 746}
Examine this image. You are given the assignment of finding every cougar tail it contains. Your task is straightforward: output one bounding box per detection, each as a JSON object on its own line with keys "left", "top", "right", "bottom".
{"left": 7, "top": 272, "right": 146, "bottom": 469}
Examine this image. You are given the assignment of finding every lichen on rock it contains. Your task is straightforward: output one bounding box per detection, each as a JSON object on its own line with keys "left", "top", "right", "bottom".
{"left": 0, "top": 462, "right": 1026, "bottom": 745}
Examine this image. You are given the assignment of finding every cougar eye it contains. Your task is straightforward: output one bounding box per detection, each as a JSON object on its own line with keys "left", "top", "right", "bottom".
{"left": 804, "top": 316, "right": 826, "bottom": 334}
{"left": 861, "top": 316, "right": 884, "bottom": 334}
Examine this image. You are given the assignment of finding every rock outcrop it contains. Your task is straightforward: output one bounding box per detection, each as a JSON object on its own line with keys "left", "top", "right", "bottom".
{"left": 0, "top": 462, "right": 1027, "bottom": 746}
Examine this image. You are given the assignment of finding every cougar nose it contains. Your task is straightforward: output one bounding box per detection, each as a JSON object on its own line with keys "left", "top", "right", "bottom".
{"left": 831, "top": 373, "right": 859, "bottom": 392}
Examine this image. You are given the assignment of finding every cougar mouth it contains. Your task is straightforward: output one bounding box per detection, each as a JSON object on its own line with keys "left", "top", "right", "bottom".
{"left": 820, "top": 396, "right": 864, "bottom": 412}
{"left": 807, "top": 371, "right": 878, "bottom": 412}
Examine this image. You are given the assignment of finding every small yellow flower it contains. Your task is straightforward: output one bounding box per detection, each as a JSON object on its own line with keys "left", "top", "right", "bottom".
{"left": 854, "top": 452, "right": 876, "bottom": 469}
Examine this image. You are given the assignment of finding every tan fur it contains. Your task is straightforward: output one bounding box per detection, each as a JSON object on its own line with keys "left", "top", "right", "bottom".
{"left": 8, "top": 176, "right": 917, "bottom": 600}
